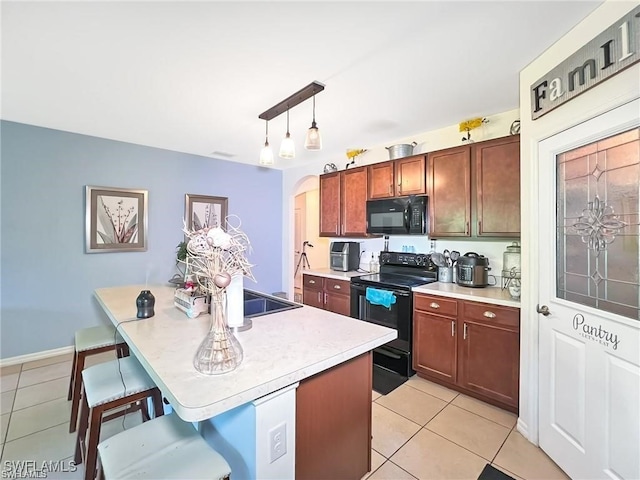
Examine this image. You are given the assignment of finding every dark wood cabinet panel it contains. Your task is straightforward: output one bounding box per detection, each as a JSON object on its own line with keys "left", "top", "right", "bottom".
{"left": 397, "top": 156, "right": 426, "bottom": 196}
{"left": 302, "top": 275, "right": 351, "bottom": 316}
{"left": 319, "top": 172, "right": 340, "bottom": 236}
{"left": 368, "top": 162, "right": 395, "bottom": 199}
{"left": 413, "top": 311, "right": 457, "bottom": 383}
{"left": 428, "top": 146, "right": 471, "bottom": 237}
{"left": 296, "top": 352, "right": 372, "bottom": 480}
{"left": 413, "top": 293, "right": 520, "bottom": 412}
{"left": 368, "top": 155, "right": 426, "bottom": 199}
{"left": 341, "top": 167, "right": 368, "bottom": 236}
{"left": 458, "top": 319, "right": 520, "bottom": 408}
{"left": 474, "top": 135, "right": 520, "bottom": 237}
{"left": 320, "top": 167, "right": 367, "bottom": 237}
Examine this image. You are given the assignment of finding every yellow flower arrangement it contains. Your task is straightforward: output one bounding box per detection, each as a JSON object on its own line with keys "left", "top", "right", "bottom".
{"left": 346, "top": 148, "right": 367, "bottom": 159}
{"left": 458, "top": 117, "right": 487, "bottom": 132}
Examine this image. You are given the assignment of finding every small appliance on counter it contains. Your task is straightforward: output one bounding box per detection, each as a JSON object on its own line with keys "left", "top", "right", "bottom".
{"left": 330, "top": 241, "right": 360, "bottom": 272}
{"left": 455, "top": 252, "right": 491, "bottom": 287}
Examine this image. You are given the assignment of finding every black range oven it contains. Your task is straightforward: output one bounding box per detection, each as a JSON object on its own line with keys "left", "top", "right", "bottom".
{"left": 350, "top": 252, "right": 437, "bottom": 394}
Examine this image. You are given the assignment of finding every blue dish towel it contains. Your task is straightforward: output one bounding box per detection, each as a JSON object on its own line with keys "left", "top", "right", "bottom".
{"left": 365, "top": 287, "right": 397, "bottom": 309}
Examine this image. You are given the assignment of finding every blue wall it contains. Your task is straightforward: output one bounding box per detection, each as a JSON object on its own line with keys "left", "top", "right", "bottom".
{"left": 0, "top": 121, "right": 283, "bottom": 358}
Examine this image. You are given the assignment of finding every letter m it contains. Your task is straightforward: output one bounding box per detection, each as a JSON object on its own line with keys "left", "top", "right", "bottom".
{"left": 568, "top": 59, "right": 596, "bottom": 91}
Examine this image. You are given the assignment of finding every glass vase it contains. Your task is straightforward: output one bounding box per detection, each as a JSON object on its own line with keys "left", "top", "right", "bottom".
{"left": 193, "top": 292, "right": 243, "bottom": 375}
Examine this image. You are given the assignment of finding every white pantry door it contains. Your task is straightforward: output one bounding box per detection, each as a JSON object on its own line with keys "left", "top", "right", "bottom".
{"left": 538, "top": 99, "right": 640, "bottom": 480}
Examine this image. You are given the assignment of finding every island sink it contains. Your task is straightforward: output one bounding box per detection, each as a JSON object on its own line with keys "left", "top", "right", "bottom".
{"left": 243, "top": 290, "right": 302, "bottom": 318}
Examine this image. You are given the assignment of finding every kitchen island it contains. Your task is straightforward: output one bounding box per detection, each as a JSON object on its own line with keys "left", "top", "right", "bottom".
{"left": 95, "top": 285, "right": 396, "bottom": 479}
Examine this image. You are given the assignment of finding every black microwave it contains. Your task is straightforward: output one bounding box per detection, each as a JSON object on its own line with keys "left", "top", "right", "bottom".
{"left": 366, "top": 195, "right": 428, "bottom": 235}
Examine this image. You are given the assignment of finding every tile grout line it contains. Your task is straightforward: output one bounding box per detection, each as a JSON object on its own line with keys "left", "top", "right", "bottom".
{"left": 0, "top": 362, "right": 24, "bottom": 461}
{"left": 386, "top": 458, "right": 419, "bottom": 479}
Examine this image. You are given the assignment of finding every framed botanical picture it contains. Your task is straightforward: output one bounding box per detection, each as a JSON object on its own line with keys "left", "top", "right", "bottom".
{"left": 85, "top": 186, "right": 148, "bottom": 253}
{"left": 185, "top": 194, "right": 228, "bottom": 231}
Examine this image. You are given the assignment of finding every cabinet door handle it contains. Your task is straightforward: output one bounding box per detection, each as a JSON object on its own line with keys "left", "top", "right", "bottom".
{"left": 333, "top": 284, "right": 341, "bottom": 290}
{"left": 478, "top": 220, "right": 482, "bottom": 234}
{"left": 463, "top": 322, "right": 468, "bottom": 340}
{"left": 465, "top": 221, "right": 469, "bottom": 235}
{"left": 335, "top": 224, "right": 338, "bottom": 235}
{"left": 317, "top": 292, "right": 322, "bottom": 304}
{"left": 389, "top": 185, "right": 392, "bottom": 195}
{"left": 324, "top": 292, "right": 328, "bottom": 304}
{"left": 429, "top": 302, "right": 440, "bottom": 309}
{"left": 483, "top": 311, "right": 496, "bottom": 318}
{"left": 451, "top": 320, "right": 455, "bottom": 337}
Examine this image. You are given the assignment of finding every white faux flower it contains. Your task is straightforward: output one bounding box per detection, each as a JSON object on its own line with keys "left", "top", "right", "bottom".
{"left": 207, "top": 227, "right": 232, "bottom": 249}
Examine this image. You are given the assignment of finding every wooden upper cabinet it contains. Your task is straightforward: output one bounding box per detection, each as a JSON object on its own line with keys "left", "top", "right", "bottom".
{"left": 368, "top": 155, "right": 426, "bottom": 199}
{"left": 319, "top": 172, "right": 340, "bottom": 237}
{"left": 341, "top": 167, "right": 368, "bottom": 236}
{"left": 320, "top": 167, "right": 367, "bottom": 237}
{"left": 368, "top": 162, "right": 395, "bottom": 199}
{"left": 473, "top": 135, "right": 521, "bottom": 237}
{"left": 428, "top": 146, "right": 471, "bottom": 237}
{"left": 397, "top": 156, "right": 426, "bottom": 196}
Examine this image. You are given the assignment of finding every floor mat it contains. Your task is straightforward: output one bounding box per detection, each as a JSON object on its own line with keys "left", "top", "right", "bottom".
{"left": 372, "top": 366, "right": 408, "bottom": 395}
{"left": 477, "top": 464, "right": 515, "bottom": 480}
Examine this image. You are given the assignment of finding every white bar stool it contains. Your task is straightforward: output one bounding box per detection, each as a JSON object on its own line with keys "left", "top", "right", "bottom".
{"left": 68, "top": 325, "right": 129, "bottom": 433}
{"left": 97, "top": 413, "right": 231, "bottom": 480}
{"left": 74, "top": 356, "right": 164, "bottom": 480}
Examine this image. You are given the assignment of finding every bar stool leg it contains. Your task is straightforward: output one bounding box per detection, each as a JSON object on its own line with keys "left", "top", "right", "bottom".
{"left": 152, "top": 389, "right": 164, "bottom": 418}
{"left": 83, "top": 404, "right": 105, "bottom": 480}
{"left": 69, "top": 351, "right": 87, "bottom": 433}
{"left": 75, "top": 386, "right": 90, "bottom": 466}
{"left": 67, "top": 351, "right": 77, "bottom": 401}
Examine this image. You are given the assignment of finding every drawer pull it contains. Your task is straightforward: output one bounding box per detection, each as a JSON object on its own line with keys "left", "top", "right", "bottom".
{"left": 429, "top": 302, "right": 440, "bottom": 309}
{"left": 333, "top": 284, "right": 341, "bottom": 290}
{"left": 483, "top": 311, "right": 497, "bottom": 318}
{"left": 309, "top": 280, "right": 316, "bottom": 284}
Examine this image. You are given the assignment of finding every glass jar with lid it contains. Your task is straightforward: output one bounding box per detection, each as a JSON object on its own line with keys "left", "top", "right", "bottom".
{"left": 501, "top": 241, "right": 521, "bottom": 289}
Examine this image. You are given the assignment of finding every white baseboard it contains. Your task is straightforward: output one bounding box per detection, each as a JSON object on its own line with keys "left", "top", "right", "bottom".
{"left": 0, "top": 345, "right": 74, "bottom": 367}
{"left": 516, "top": 417, "right": 539, "bottom": 446}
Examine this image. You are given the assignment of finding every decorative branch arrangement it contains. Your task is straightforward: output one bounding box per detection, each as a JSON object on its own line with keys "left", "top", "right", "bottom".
{"left": 181, "top": 215, "right": 255, "bottom": 299}
{"left": 181, "top": 214, "right": 255, "bottom": 375}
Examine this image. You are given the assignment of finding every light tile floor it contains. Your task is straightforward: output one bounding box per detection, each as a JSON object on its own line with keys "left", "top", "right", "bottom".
{"left": 0, "top": 352, "right": 570, "bottom": 480}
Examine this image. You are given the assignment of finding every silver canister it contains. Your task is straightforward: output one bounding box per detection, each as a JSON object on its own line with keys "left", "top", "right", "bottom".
{"left": 438, "top": 266, "right": 453, "bottom": 283}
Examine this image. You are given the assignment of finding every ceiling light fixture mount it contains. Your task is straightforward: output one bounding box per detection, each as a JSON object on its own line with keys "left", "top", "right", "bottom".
{"left": 258, "top": 81, "right": 325, "bottom": 121}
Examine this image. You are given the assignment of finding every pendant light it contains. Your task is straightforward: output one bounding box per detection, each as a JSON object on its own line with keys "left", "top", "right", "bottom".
{"left": 259, "top": 120, "right": 274, "bottom": 165}
{"left": 279, "top": 108, "right": 295, "bottom": 159}
{"left": 304, "top": 95, "right": 322, "bottom": 150}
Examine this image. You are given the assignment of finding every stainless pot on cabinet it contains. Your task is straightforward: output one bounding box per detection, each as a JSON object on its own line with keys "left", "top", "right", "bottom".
{"left": 385, "top": 142, "right": 417, "bottom": 160}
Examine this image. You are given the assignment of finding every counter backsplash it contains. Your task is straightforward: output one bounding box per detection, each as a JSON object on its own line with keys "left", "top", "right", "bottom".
{"left": 324, "top": 236, "right": 519, "bottom": 283}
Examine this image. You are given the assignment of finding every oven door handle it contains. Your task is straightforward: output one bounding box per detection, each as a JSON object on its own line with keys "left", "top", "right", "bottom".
{"left": 375, "top": 346, "right": 402, "bottom": 360}
{"left": 351, "top": 284, "right": 410, "bottom": 297}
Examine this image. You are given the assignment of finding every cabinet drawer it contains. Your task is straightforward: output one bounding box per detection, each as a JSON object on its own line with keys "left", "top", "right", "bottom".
{"left": 414, "top": 294, "right": 458, "bottom": 316}
{"left": 303, "top": 275, "right": 324, "bottom": 290}
{"left": 325, "top": 278, "right": 350, "bottom": 294}
{"left": 462, "top": 301, "right": 519, "bottom": 328}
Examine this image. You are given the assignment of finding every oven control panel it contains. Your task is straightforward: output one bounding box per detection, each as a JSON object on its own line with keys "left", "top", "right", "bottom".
{"left": 380, "top": 252, "right": 434, "bottom": 269}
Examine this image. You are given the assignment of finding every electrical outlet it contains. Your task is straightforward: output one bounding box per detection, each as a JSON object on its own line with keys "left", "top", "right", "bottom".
{"left": 269, "top": 422, "right": 287, "bottom": 463}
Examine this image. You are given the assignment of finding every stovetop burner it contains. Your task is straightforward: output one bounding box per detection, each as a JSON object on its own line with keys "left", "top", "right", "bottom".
{"left": 352, "top": 251, "right": 437, "bottom": 289}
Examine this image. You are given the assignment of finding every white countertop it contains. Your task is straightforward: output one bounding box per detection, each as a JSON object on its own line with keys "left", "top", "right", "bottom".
{"left": 94, "top": 285, "right": 396, "bottom": 422}
{"left": 303, "top": 268, "right": 366, "bottom": 281}
{"left": 412, "top": 283, "right": 521, "bottom": 308}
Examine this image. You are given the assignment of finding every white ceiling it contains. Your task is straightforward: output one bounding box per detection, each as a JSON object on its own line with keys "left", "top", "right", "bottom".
{"left": 1, "top": 1, "right": 602, "bottom": 170}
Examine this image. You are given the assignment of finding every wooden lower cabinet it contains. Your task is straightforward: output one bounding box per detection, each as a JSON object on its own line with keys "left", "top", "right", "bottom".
{"left": 413, "top": 310, "right": 457, "bottom": 383}
{"left": 296, "top": 352, "right": 372, "bottom": 480}
{"left": 413, "top": 293, "right": 520, "bottom": 412}
{"left": 302, "top": 274, "right": 351, "bottom": 316}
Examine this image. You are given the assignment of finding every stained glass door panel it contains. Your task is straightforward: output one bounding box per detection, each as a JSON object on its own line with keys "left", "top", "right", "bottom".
{"left": 557, "top": 128, "right": 640, "bottom": 320}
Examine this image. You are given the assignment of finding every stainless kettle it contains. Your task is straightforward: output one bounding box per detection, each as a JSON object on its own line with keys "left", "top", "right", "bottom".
{"left": 455, "top": 252, "right": 490, "bottom": 287}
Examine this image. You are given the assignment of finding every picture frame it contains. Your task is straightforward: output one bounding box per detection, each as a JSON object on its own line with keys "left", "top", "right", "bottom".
{"left": 185, "top": 194, "right": 228, "bottom": 231}
{"left": 85, "top": 186, "right": 148, "bottom": 253}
